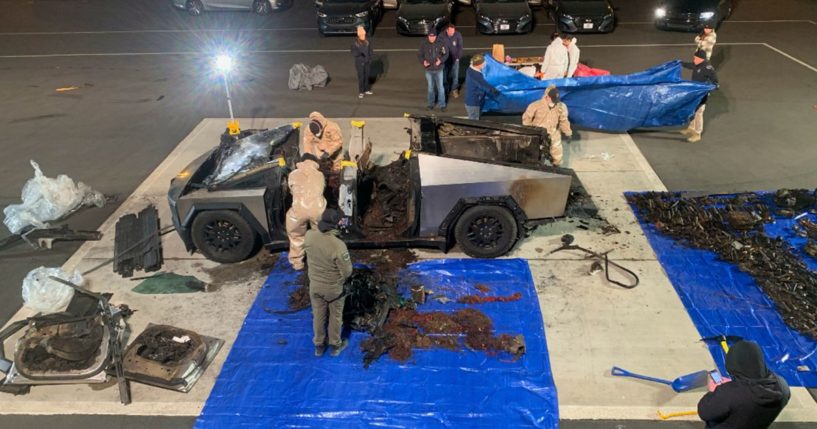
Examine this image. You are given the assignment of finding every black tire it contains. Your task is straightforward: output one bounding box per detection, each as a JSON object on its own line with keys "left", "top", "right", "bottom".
{"left": 186, "top": 0, "right": 203, "bottom": 16}
{"left": 454, "top": 205, "right": 518, "bottom": 258}
{"left": 191, "top": 210, "right": 260, "bottom": 263}
{"left": 253, "top": 0, "right": 271, "bottom": 15}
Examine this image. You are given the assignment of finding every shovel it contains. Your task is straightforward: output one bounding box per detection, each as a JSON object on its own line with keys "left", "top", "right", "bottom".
{"left": 611, "top": 366, "right": 709, "bottom": 392}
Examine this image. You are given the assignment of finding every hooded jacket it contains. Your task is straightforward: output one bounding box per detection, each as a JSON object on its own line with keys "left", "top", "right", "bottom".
{"left": 698, "top": 341, "right": 790, "bottom": 429}
{"left": 522, "top": 85, "right": 572, "bottom": 139}
{"left": 288, "top": 159, "right": 327, "bottom": 213}
{"left": 303, "top": 111, "right": 343, "bottom": 164}
{"left": 541, "top": 37, "right": 568, "bottom": 80}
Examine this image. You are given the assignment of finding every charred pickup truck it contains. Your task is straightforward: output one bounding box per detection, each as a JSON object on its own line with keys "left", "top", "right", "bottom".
{"left": 168, "top": 115, "right": 576, "bottom": 263}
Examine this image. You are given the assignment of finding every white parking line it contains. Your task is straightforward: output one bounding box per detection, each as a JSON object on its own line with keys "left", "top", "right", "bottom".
{"left": 762, "top": 43, "right": 817, "bottom": 73}
{"left": 1, "top": 41, "right": 815, "bottom": 75}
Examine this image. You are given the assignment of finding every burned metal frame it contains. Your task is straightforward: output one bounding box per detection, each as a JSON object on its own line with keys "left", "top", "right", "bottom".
{"left": 549, "top": 234, "right": 640, "bottom": 289}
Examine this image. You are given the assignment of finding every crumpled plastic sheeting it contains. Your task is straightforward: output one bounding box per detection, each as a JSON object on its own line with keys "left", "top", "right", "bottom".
{"left": 288, "top": 63, "right": 329, "bottom": 91}
{"left": 3, "top": 161, "right": 105, "bottom": 234}
{"left": 629, "top": 192, "right": 817, "bottom": 387}
{"left": 207, "top": 125, "right": 295, "bottom": 185}
{"left": 196, "top": 257, "right": 558, "bottom": 429}
{"left": 482, "top": 56, "right": 715, "bottom": 132}
{"left": 22, "top": 266, "right": 81, "bottom": 313}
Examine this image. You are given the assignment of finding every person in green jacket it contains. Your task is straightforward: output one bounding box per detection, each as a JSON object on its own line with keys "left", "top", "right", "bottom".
{"left": 304, "top": 209, "right": 353, "bottom": 357}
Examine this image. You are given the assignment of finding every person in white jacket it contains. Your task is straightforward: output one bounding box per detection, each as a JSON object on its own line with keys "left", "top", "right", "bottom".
{"left": 564, "top": 35, "right": 580, "bottom": 77}
{"left": 540, "top": 32, "right": 568, "bottom": 80}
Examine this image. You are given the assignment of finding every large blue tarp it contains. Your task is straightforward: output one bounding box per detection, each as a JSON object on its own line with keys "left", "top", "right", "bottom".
{"left": 482, "top": 55, "right": 715, "bottom": 132}
{"left": 630, "top": 192, "right": 817, "bottom": 387}
{"left": 196, "top": 257, "right": 558, "bottom": 428}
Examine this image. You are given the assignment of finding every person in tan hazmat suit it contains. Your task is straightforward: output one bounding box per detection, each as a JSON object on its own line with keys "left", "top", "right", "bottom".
{"left": 522, "top": 85, "right": 573, "bottom": 167}
{"left": 303, "top": 111, "right": 344, "bottom": 173}
{"left": 286, "top": 153, "right": 327, "bottom": 271}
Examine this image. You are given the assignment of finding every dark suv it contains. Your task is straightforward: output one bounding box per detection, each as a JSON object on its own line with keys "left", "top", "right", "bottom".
{"left": 316, "top": 0, "right": 382, "bottom": 35}
{"left": 474, "top": 0, "right": 534, "bottom": 34}
{"left": 654, "top": 0, "right": 732, "bottom": 31}
{"left": 549, "top": 0, "right": 616, "bottom": 33}
{"left": 396, "top": 0, "right": 453, "bottom": 36}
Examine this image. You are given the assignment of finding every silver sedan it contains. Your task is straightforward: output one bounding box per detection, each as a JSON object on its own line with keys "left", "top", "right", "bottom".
{"left": 171, "top": 0, "right": 292, "bottom": 16}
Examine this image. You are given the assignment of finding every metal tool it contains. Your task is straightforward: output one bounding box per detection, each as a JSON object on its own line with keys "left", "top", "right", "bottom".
{"left": 550, "top": 234, "right": 639, "bottom": 289}
{"left": 611, "top": 366, "right": 709, "bottom": 392}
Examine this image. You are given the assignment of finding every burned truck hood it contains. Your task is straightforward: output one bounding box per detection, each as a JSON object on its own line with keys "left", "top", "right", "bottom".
{"left": 168, "top": 125, "right": 299, "bottom": 202}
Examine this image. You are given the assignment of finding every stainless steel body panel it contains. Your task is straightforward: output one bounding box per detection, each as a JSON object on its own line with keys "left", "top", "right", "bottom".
{"left": 418, "top": 154, "right": 571, "bottom": 235}
{"left": 176, "top": 188, "right": 268, "bottom": 228}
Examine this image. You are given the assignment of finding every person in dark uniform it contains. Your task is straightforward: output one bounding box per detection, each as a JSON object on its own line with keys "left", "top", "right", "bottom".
{"left": 698, "top": 340, "right": 790, "bottom": 429}
{"left": 303, "top": 209, "right": 353, "bottom": 357}
{"left": 351, "top": 25, "right": 374, "bottom": 99}
{"left": 681, "top": 49, "right": 719, "bottom": 142}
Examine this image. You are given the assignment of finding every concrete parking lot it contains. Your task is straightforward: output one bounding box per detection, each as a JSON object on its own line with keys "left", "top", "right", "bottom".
{"left": 0, "top": 0, "right": 815, "bottom": 427}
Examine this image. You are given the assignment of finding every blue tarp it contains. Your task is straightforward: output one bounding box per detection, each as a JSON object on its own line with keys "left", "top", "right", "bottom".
{"left": 630, "top": 192, "right": 817, "bottom": 387}
{"left": 482, "top": 55, "right": 715, "bottom": 132}
{"left": 196, "top": 257, "right": 558, "bottom": 428}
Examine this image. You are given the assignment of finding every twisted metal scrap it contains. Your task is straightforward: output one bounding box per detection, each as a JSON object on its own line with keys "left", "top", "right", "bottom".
{"left": 628, "top": 191, "right": 817, "bottom": 340}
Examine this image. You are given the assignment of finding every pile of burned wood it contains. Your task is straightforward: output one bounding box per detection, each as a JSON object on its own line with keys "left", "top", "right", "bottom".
{"left": 627, "top": 190, "right": 817, "bottom": 340}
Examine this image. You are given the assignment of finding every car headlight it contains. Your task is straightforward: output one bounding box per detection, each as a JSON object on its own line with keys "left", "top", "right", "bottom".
{"left": 561, "top": 13, "right": 573, "bottom": 20}
{"left": 317, "top": 11, "right": 327, "bottom": 17}
{"left": 355, "top": 10, "right": 369, "bottom": 17}
{"left": 397, "top": 16, "right": 408, "bottom": 23}
{"left": 519, "top": 13, "right": 532, "bottom": 22}
{"left": 699, "top": 11, "right": 715, "bottom": 19}
{"left": 434, "top": 16, "right": 446, "bottom": 23}
{"left": 478, "top": 14, "right": 492, "bottom": 22}
{"left": 655, "top": 7, "right": 666, "bottom": 18}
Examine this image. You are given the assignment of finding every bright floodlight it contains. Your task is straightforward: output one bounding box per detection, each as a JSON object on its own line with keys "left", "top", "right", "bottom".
{"left": 214, "top": 55, "right": 233, "bottom": 74}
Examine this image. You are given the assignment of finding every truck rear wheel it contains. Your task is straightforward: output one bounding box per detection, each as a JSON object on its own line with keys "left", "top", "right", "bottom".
{"left": 191, "top": 210, "right": 259, "bottom": 263}
{"left": 454, "top": 205, "right": 518, "bottom": 258}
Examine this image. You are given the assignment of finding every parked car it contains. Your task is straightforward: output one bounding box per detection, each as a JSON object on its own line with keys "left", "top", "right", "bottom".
{"left": 654, "top": 0, "right": 732, "bottom": 31}
{"left": 396, "top": 0, "right": 454, "bottom": 36}
{"left": 172, "top": 0, "right": 291, "bottom": 16}
{"left": 548, "top": 0, "right": 615, "bottom": 33}
{"left": 168, "top": 116, "right": 576, "bottom": 262}
{"left": 473, "top": 0, "right": 534, "bottom": 34}
{"left": 316, "top": 0, "right": 382, "bottom": 35}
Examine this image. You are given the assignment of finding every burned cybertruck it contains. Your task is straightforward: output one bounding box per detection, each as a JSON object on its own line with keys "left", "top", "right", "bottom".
{"left": 168, "top": 115, "right": 578, "bottom": 263}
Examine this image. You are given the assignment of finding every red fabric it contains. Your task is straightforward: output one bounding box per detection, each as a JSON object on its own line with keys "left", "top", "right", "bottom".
{"left": 574, "top": 63, "right": 610, "bottom": 77}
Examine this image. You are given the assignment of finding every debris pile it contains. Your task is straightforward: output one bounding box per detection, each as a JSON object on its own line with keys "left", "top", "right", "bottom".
{"left": 627, "top": 191, "right": 817, "bottom": 339}
{"left": 360, "top": 159, "right": 411, "bottom": 241}
{"left": 361, "top": 308, "right": 526, "bottom": 367}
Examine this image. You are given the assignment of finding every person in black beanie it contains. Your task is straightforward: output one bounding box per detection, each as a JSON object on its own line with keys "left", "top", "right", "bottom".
{"left": 698, "top": 340, "right": 790, "bottom": 428}
{"left": 351, "top": 25, "right": 374, "bottom": 99}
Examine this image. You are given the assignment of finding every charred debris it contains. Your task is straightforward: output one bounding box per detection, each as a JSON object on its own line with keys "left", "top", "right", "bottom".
{"left": 627, "top": 190, "right": 817, "bottom": 339}
{"left": 284, "top": 248, "right": 527, "bottom": 367}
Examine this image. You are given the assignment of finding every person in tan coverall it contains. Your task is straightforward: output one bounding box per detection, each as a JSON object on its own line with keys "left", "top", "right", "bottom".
{"left": 303, "top": 111, "right": 344, "bottom": 173}
{"left": 522, "top": 85, "right": 573, "bottom": 167}
{"left": 286, "top": 153, "right": 327, "bottom": 271}
{"left": 304, "top": 209, "right": 353, "bottom": 357}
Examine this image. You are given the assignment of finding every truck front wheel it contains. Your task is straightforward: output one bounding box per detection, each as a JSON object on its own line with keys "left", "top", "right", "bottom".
{"left": 191, "top": 210, "right": 259, "bottom": 263}
{"left": 454, "top": 205, "right": 518, "bottom": 258}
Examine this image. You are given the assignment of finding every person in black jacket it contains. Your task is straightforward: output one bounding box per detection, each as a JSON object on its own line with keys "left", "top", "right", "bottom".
{"left": 439, "top": 23, "right": 464, "bottom": 98}
{"left": 698, "top": 340, "right": 790, "bottom": 429}
{"left": 681, "top": 49, "right": 719, "bottom": 142}
{"left": 351, "top": 26, "right": 374, "bottom": 99}
{"left": 417, "top": 30, "right": 449, "bottom": 111}
{"left": 463, "top": 54, "right": 499, "bottom": 120}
